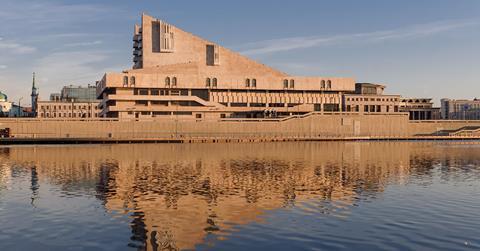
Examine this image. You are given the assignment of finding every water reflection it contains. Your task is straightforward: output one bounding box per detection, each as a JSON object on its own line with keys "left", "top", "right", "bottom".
{"left": 1, "top": 142, "right": 480, "bottom": 250}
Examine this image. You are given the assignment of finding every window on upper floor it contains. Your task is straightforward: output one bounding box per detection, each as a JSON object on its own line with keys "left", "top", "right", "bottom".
{"left": 165, "top": 77, "right": 170, "bottom": 87}
{"left": 321, "top": 80, "right": 326, "bottom": 89}
{"left": 130, "top": 76, "right": 136, "bottom": 87}
{"left": 123, "top": 76, "right": 128, "bottom": 87}
{"left": 327, "top": 80, "right": 331, "bottom": 89}
{"left": 289, "top": 79, "right": 295, "bottom": 88}
{"left": 212, "top": 78, "right": 218, "bottom": 87}
{"left": 206, "top": 44, "right": 220, "bottom": 66}
{"left": 206, "top": 78, "right": 211, "bottom": 87}
{"left": 283, "top": 79, "right": 288, "bottom": 88}
{"left": 172, "top": 77, "right": 177, "bottom": 87}
{"left": 245, "top": 79, "right": 250, "bottom": 87}
{"left": 252, "top": 79, "right": 257, "bottom": 88}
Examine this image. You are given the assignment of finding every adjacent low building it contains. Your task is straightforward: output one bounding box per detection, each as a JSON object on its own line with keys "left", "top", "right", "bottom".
{"left": 399, "top": 98, "right": 441, "bottom": 120}
{"left": 441, "top": 98, "right": 480, "bottom": 120}
{"left": 343, "top": 83, "right": 401, "bottom": 113}
{"left": 36, "top": 85, "right": 100, "bottom": 119}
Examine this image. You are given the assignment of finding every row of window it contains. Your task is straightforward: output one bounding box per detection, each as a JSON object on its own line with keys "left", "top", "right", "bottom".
{"left": 122, "top": 77, "right": 338, "bottom": 90}
{"left": 283, "top": 79, "right": 295, "bottom": 89}
{"left": 345, "top": 105, "right": 399, "bottom": 113}
{"left": 124, "top": 76, "right": 182, "bottom": 88}
{"left": 40, "top": 112, "right": 99, "bottom": 118}
{"left": 282, "top": 79, "right": 333, "bottom": 89}
{"left": 206, "top": 78, "right": 218, "bottom": 88}
{"left": 123, "top": 76, "right": 136, "bottom": 87}
{"left": 245, "top": 79, "right": 257, "bottom": 88}
{"left": 133, "top": 89, "right": 189, "bottom": 96}
{"left": 165, "top": 77, "right": 178, "bottom": 87}
{"left": 346, "top": 97, "right": 399, "bottom": 102}
{"left": 39, "top": 105, "right": 98, "bottom": 110}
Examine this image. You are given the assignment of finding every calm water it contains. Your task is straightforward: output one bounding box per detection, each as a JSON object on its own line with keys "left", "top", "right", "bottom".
{"left": 0, "top": 142, "right": 479, "bottom": 251}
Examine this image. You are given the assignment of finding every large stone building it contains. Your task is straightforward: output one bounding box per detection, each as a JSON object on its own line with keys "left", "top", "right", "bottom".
{"left": 96, "top": 14, "right": 401, "bottom": 119}
{"left": 441, "top": 98, "right": 480, "bottom": 120}
{"left": 36, "top": 85, "right": 100, "bottom": 119}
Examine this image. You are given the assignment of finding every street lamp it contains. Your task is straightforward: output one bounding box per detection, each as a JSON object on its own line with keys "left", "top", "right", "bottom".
{"left": 18, "top": 97, "right": 23, "bottom": 117}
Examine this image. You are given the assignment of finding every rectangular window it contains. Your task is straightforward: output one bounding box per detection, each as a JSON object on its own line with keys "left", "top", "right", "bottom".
{"left": 206, "top": 44, "right": 220, "bottom": 66}
{"left": 173, "top": 111, "right": 192, "bottom": 115}
{"left": 135, "top": 100, "right": 148, "bottom": 106}
{"left": 230, "top": 103, "right": 248, "bottom": 107}
{"left": 151, "top": 101, "right": 168, "bottom": 106}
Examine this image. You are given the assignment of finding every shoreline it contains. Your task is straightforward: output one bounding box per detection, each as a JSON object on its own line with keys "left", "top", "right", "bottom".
{"left": 1, "top": 136, "right": 479, "bottom": 145}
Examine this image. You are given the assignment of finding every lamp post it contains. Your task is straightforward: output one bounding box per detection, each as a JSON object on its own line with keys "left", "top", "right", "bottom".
{"left": 18, "top": 97, "right": 23, "bottom": 117}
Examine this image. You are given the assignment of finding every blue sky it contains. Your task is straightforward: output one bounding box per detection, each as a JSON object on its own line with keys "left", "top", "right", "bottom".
{"left": 0, "top": 0, "right": 479, "bottom": 105}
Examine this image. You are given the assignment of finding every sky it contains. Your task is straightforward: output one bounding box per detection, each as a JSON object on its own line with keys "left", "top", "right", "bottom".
{"left": 0, "top": 0, "right": 479, "bottom": 105}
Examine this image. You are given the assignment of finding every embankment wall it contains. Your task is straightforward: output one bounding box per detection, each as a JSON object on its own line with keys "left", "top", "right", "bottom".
{"left": 1, "top": 113, "right": 479, "bottom": 141}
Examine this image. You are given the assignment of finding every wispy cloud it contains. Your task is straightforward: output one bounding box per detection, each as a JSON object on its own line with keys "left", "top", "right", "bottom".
{"left": 238, "top": 19, "right": 480, "bottom": 56}
{"left": 34, "top": 50, "right": 109, "bottom": 84}
{"left": 0, "top": 37, "right": 36, "bottom": 54}
{"left": 0, "top": 2, "right": 113, "bottom": 26}
{"left": 64, "top": 40, "right": 103, "bottom": 48}
{"left": 0, "top": 65, "right": 7, "bottom": 69}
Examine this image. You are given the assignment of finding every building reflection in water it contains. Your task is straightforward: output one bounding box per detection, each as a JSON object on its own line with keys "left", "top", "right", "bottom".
{"left": 2, "top": 142, "right": 480, "bottom": 250}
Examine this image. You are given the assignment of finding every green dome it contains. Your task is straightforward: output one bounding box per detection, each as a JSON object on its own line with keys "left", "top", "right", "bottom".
{"left": 0, "top": 92, "right": 7, "bottom": 102}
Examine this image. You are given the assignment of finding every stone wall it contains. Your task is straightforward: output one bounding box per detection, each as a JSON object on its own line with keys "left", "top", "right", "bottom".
{"left": 1, "top": 114, "right": 479, "bottom": 140}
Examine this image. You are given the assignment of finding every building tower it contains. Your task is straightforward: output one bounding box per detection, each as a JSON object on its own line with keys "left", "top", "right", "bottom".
{"left": 31, "top": 72, "right": 38, "bottom": 117}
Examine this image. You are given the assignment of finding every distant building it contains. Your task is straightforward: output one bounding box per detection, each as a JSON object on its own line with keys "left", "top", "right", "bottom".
{"left": 50, "top": 93, "right": 61, "bottom": 101}
{"left": 399, "top": 98, "right": 441, "bottom": 120}
{"left": 36, "top": 101, "right": 100, "bottom": 119}
{"left": 0, "top": 91, "right": 12, "bottom": 117}
{"left": 60, "top": 85, "right": 97, "bottom": 102}
{"left": 36, "top": 85, "right": 100, "bottom": 119}
{"left": 441, "top": 98, "right": 480, "bottom": 120}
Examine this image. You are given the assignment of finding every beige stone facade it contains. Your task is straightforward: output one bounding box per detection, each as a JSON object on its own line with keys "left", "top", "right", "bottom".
{"left": 37, "top": 101, "right": 100, "bottom": 119}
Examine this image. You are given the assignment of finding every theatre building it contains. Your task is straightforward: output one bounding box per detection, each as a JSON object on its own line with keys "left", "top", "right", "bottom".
{"left": 96, "top": 14, "right": 401, "bottom": 119}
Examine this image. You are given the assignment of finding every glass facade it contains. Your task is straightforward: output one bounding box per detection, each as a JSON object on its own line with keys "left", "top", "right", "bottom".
{"left": 60, "top": 85, "right": 97, "bottom": 102}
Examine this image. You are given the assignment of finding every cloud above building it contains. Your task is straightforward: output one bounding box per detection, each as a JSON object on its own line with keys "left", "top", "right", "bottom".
{"left": 0, "top": 37, "right": 36, "bottom": 54}
{"left": 238, "top": 19, "right": 480, "bottom": 56}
